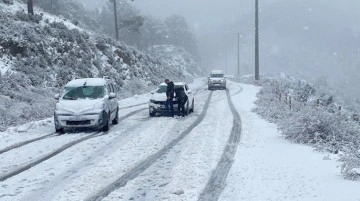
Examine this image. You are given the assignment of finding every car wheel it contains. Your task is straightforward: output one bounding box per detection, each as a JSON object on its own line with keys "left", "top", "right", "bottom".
{"left": 149, "top": 108, "right": 156, "bottom": 117}
{"left": 102, "top": 112, "right": 110, "bottom": 132}
{"left": 112, "top": 107, "right": 119, "bottom": 124}
{"left": 190, "top": 99, "right": 194, "bottom": 113}
{"left": 55, "top": 127, "right": 65, "bottom": 134}
{"left": 185, "top": 102, "right": 190, "bottom": 116}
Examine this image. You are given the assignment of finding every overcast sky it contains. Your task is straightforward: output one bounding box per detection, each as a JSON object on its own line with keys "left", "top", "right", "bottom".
{"left": 78, "top": 0, "right": 246, "bottom": 32}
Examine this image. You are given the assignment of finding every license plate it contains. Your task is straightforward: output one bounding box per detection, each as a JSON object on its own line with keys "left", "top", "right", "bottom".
{"left": 69, "top": 116, "right": 83, "bottom": 121}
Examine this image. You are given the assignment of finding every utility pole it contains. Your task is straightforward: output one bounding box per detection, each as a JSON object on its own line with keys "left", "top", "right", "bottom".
{"left": 236, "top": 32, "right": 240, "bottom": 77}
{"left": 112, "top": 0, "right": 119, "bottom": 41}
{"left": 255, "top": 0, "right": 260, "bottom": 80}
{"left": 27, "top": 0, "right": 34, "bottom": 15}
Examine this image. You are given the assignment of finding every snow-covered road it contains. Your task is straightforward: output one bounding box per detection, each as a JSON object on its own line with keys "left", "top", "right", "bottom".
{"left": 1, "top": 79, "right": 360, "bottom": 201}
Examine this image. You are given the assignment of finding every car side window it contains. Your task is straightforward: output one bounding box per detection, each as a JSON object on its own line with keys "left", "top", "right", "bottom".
{"left": 108, "top": 84, "right": 114, "bottom": 93}
{"left": 185, "top": 84, "right": 189, "bottom": 91}
{"left": 107, "top": 84, "right": 112, "bottom": 93}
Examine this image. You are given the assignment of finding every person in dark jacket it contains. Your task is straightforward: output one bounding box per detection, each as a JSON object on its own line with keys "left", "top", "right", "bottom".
{"left": 164, "top": 79, "right": 175, "bottom": 117}
{"left": 176, "top": 87, "right": 188, "bottom": 117}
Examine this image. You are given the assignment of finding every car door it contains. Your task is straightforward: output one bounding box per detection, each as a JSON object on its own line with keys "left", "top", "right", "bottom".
{"left": 107, "top": 83, "right": 117, "bottom": 118}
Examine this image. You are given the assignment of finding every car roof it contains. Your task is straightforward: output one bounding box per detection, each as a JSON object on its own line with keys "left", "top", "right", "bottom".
{"left": 65, "top": 78, "right": 108, "bottom": 87}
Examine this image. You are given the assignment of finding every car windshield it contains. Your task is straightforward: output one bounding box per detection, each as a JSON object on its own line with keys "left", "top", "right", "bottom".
{"left": 156, "top": 85, "right": 168, "bottom": 93}
{"left": 62, "top": 86, "right": 105, "bottom": 100}
{"left": 210, "top": 74, "right": 224, "bottom": 78}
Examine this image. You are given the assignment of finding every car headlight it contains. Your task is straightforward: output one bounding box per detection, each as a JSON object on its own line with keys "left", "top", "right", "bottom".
{"left": 94, "top": 102, "right": 105, "bottom": 110}
{"left": 55, "top": 104, "right": 73, "bottom": 116}
{"left": 55, "top": 103, "right": 64, "bottom": 110}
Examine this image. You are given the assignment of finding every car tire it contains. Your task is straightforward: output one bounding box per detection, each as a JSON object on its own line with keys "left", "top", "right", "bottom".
{"left": 185, "top": 101, "right": 190, "bottom": 116}
{"left": 55, "top": 127, "right": 65, "bottom": 134}
{"left": 190, "top": 99, "right": 194, "bottom": 113}
{"left": 149, "top": 111, "right": 155, "bottom": 117}
{"left": 149, "top": 108, "right": 156, "bottom": 117}
{"left": 102, "top": 112, "right": 110, "bottom": 132}
{"left": 112, "top": 107, "right": 119, "bottom": 124}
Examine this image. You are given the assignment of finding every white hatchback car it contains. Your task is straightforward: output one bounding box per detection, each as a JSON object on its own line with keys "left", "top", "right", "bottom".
{"left": 149, "top": 82, "right": 194, "bottom": 117}
{"left": 54, "top": 77, "right": 119, "bottom": 133}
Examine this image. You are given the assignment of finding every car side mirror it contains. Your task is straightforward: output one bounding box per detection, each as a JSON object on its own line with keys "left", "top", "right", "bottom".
{"left": 109, "top": 92, "right": 117, "bottom": 99}
{"left": 224, "top": 76, "right": 228, "bottom": 79}
{"left": 207, "top": 76, "right": 210, "bottom": 79}
{"left": 188, "top": 90, "right": 192, "bottom": 94}
{"left": 54, "top": 94, "right": 60, "bottom": 100}
{"left": 151, "top": 90, "right": 155, "bottom": 95}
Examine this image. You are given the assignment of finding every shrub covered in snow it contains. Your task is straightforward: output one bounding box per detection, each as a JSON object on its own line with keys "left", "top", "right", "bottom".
{"left": 2, "top": 0, "right": 13, "bottom": 5}
{"left": 252, "top": 75, "right": 360, "bottom": 180}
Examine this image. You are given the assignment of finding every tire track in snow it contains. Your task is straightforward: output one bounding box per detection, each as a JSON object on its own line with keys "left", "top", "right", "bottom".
{"left": 119, "top": 102, "right": 148, "bottom": 110}
{"left": 104, "top": 90, "right": 230, "bottom": 201}
{"left": 198, "top": 88, "right": 242, "bottom": 201}
{"left": 85, "top": 91, "right": 213, "bottom": 201}
{"left": 0, "top": 133, "right": 57, "bottom": 155}
{"left": 21, "top": 109, "right": 152, "bottom": 201}
{"left": 0, "top": 108, "right": 146, "bottom": 182}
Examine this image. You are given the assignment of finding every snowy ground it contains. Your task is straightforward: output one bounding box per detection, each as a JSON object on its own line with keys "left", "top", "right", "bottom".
{"left": 1, "top": 78, "right": 360, "bottom": 201}
{"left": 0, "top": 55, "right": 12, "bottom": 75}
{"left": 219, "top": 83, "right": 360, "bottom": 201}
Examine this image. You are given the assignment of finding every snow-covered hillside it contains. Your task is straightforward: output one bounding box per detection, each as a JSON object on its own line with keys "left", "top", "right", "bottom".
{"left": 0, "top": 0, "right": 201, "bottom": 131}
{"left": 149, "top": 45, "right": 202, "bottom": 80}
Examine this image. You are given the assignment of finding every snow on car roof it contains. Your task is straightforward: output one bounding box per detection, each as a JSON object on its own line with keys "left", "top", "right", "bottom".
{"left": 65, "top": 78, "right": 107, "bottom": 87}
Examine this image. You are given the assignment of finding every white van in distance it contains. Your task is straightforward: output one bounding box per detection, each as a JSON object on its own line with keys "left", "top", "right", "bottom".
{"left": 208, "top": 70, "right": 226, "bottom": 90}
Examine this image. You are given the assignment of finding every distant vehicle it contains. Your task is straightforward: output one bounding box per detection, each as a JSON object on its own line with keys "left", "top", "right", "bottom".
{"left": 208, "top": 70, "right": 227, "bottom": 90}
{"left": 54, "top": 77, "right": 119, "bottom": 133}
{"left": 149, "top": 82, "right": 195, "bottom": 117}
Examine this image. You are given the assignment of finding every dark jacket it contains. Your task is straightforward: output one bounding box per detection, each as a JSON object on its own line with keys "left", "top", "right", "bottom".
{"left": 176, "top": 87, "right": 188, "bottom": 103}
{"left": 166, "top": 81, "right": 175, "bottom": 99}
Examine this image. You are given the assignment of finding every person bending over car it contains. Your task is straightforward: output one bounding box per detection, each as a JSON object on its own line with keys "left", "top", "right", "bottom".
{"left": 176, "top": 87, "right": 188, "bottom": 117}
{"left": 164, "top": 79, "right": 175, "bottom": 117}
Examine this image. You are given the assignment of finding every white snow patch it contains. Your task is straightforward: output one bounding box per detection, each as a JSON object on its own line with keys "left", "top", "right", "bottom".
{"left": 0, "top": 55, "right": 13, "bottom": 75}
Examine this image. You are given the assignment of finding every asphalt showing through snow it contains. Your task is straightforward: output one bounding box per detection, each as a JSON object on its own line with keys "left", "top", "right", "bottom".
{"left": 85, "top": 91, "right": 213, "bottom": 201}
{"left": 198, "top": 88, "right": 242, "bottom": 201}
